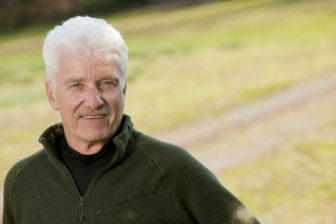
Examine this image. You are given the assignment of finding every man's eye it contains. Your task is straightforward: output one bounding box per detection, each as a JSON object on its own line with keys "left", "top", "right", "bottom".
{"left": 103, "top": 81, "right": 112, "bottom": 85}
{"left": 71, "top": 83, "right": 82, "bottom": 88}
{"left": 102, "top": 80, "right": 117, "bottom": 87}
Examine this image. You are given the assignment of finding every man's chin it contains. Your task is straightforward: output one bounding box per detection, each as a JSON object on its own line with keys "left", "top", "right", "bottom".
{"left": 82, "top": 133, "right": 111, "bottom": 144}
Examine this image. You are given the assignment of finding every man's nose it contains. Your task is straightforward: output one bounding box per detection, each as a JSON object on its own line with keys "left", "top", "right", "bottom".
{"left": 84, "top": 86, "right": 104, "bottom": 108}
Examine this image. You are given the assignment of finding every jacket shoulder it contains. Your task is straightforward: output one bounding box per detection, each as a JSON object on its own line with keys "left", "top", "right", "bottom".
{"left": 4, "top": 150, "right": 46, "bottom": 190}
{"left": 135, "top": 132, "right": 193, "bottom": 162}
{"left": 133, "top": 131, "right": 212, "bottom": 178}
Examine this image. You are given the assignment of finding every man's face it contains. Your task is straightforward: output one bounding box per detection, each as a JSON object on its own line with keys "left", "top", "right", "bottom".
{"left": 46, "top": 49, "right": 126, "bottom": 151}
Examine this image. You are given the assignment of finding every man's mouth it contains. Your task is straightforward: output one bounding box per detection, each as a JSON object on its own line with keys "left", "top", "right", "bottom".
{"left": 81, "top": 114, "right": 106, "bottom": 119}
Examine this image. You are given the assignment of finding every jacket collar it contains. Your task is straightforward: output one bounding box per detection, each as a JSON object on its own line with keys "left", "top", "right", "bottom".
{"left": 38, "top": 114, "right": 134, "bottom": 166}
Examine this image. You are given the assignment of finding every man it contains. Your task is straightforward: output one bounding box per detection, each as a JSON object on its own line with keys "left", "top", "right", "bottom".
{"left": 3, "top": 16, "right": 260, "bottom": 224}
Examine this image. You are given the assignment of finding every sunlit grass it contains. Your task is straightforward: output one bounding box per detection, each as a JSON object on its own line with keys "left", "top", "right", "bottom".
{"left": 219, "top": 122, "right": 336, "bottom": 224}
{"left": 0, "top": 44, "right": 44, "bottom": 85}
{"left": 0, "top": 83, "right": 46, "bottom": 109}
{"left": 0, "top": 103, "right": 59, "bottom": 181}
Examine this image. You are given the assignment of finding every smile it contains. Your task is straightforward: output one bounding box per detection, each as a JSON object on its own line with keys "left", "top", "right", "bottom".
{"left": 81, "top": 114, "right": 106, "bottom": 119}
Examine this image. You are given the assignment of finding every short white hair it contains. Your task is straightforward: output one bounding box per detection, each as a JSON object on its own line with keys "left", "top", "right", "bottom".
{"left": 43, "top": 16, "right": 128, "bottom": 87}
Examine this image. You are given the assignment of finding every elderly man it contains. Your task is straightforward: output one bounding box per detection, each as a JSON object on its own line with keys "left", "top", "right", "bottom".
{"left": 3, "top": 16, "right": 260, "bottom": 224}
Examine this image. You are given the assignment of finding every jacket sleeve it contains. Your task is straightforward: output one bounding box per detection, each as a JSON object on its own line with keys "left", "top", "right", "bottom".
{"left": 165, "top": 148, "right": 261, "bottom": 224}
{"left": 3, "top": 166, "right": 17, "bottom": 224}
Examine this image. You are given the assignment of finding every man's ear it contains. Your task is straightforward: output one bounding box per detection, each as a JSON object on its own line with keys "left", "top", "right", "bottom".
{"left": 45, "top": 81, "right": 59, "bottom": 111}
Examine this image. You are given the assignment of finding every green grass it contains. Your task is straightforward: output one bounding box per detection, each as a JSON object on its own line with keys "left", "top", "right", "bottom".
{"left": 0, "top": 84, "right": 46, "bottom": 109}
{"left": 219, "top": 122, "right": 336, "bottom": 224}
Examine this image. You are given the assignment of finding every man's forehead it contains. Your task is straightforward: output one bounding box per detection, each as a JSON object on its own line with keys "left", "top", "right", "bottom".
{"left": 59, "top": 69, "right": 121, "bottom": 84}
{"left": 58, "top": 48, "right": 121, "bottom": 72}
{"left": 57, "top": 47, "right": 120, "bottom": 65}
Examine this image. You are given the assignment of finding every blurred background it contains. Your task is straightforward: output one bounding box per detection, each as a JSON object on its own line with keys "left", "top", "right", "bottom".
{"left": 1, "top": 0, "right": 336, "bottom": 223}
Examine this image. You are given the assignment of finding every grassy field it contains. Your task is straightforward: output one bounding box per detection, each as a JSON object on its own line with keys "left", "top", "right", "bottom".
{"left": 220, "top": 121, "right": 336, "bottom": 223}
{"left": 1, "top": 0, "right": 336, "bottom": 223}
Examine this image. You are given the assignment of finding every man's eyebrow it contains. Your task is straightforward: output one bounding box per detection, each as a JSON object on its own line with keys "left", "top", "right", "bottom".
{"left": 64, "top": 78, "right": 85, "bottom": 84}
{"left": 98, "top": 76, "right": 120, "bottom": 82}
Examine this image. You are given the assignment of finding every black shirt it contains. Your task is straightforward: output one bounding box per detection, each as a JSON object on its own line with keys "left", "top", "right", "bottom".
{"left": 58, "top": 138, "right": 115, "bottom": 196}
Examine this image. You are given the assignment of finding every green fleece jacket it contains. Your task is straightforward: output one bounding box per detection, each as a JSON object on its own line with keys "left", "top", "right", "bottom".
{"left": 3, "top": 115, "right": 260, "bottom": 224}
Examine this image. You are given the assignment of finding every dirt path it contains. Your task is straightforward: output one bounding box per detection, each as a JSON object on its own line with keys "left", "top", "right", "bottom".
{"left": 153, "top": 72, "right": 336, "bottom": 174}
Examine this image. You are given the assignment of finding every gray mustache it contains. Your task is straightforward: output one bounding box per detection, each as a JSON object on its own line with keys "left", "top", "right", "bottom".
{"left": 75, "top": 106, "right": 111, "bottom": 119}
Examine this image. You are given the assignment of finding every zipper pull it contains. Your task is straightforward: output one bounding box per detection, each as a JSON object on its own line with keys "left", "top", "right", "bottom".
{"left": 97, "top": 208, "right": 103, "bottom": 216}
{"left": 79, "top": 197, "right": 85, "bottom": 222}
